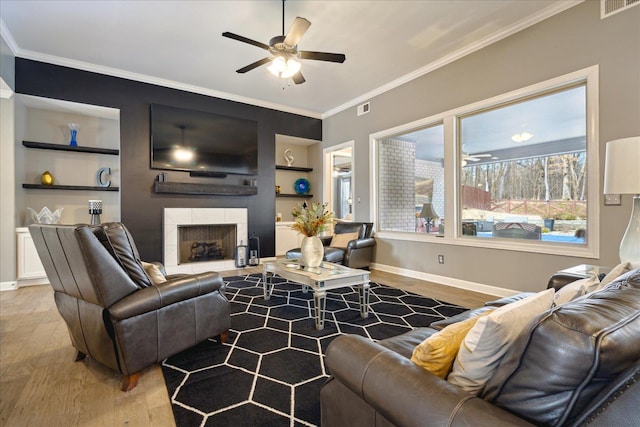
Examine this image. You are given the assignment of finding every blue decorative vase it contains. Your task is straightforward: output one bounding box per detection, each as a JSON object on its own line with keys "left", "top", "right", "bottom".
{"left": 68, "top": 123, "right": 79, "bottom": 147}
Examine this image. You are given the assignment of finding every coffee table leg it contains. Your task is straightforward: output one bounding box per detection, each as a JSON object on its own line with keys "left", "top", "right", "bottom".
{"left": 263, "top": 271, "right": 274, "bottom": 300}
{"left": 313, "top": 290, "right": 327, "bottom": 330}
{"left": 359, "top": 282, "right": 370, "bottom": 318}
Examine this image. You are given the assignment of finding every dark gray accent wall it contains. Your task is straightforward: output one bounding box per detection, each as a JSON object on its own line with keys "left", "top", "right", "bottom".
{"left": 15, "top": 59, "right": 322, "bottom": 261}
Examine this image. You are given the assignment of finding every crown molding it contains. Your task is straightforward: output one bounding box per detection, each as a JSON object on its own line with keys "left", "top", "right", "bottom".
{"left": 0, "top": 19, "right": 19, "bottom": 55}
{"left": 2, "top": 1, "right": 582, "bottom": 120}
{"left": 13, "top": 48, "right": 322, "bottom": 119}
{"left": 0, "top": 78, "right": 13, "bottom": 99}
{"left": 321, "top": 1, "right": 584, "bottom": 119}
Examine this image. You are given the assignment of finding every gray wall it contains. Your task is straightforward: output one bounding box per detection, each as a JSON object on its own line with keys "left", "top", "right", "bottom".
{"left": 322, "top": 1, "right": 640, "bottom": 292}
{"left": 0, "top": 34, "right": 15, "bottom": 285}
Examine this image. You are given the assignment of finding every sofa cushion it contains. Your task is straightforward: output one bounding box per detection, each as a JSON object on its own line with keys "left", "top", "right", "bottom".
{"left": 553, "top": 275, "right": 600, "bottom": 305}
{"left": 447, "top": 289, "right": 555, "bottom": 394}
{"left": 482, "top": 269, "right": 640, "bottom": 426}
{"left": 598, "top": 261, "right": 640, "bottom": 288}
{"left": 98, "top": 222, "right": 152, "bottom": 288}
{"left": 334, "top": 222, "right": 367, "bottom": 239}
{"left": 330, "top": 231, "right": 359, "bottom": 249}
{"left": 412, "top": 310, "right": 492, "bottom": 378}
{"left": 380, "top": 327, "right": 437, "bottom": 359}
{"left": 430, "top": 306, "right": 494, "bottom": 331}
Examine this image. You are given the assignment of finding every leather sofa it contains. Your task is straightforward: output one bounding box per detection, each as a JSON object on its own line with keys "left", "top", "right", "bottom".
{"left": 321, "top": 269, "right": 640, "bottom": 426}
{"left": 30, "top": 222, "right": 230, "bottom": 391}
{"left": 286, "top": 221, "right": 375, "bottom": 269}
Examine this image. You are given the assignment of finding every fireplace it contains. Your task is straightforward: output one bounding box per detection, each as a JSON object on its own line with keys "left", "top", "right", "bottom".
{"left": 179, "top": 224, "right": 236, "bottom": 264}
{"left": 164, "top": 208, "right": 247, "bottom": 274}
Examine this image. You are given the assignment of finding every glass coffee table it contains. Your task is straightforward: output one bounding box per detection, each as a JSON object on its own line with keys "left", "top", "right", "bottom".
{"left": 262, "top": 259, "right": 370, "bottom": 330}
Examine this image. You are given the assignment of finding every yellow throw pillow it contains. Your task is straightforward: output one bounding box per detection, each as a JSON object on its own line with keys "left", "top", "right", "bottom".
{"left": 329, "top": 232, "right": 359, "bottom": 248}
{"left": 141, "top": 261, "right": 167, "bottom": 285}
{"left": 411, "top": 310, "right": 492, "bottom": 378}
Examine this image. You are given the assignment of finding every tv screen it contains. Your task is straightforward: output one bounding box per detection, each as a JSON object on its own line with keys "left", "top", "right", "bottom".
{"left": 150, "top": 104, "right": 258, "bottom": 175}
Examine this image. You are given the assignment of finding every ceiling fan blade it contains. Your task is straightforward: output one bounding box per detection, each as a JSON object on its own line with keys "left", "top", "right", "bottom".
{"left": 299, "top": 51, "right": 346, "bottom": 63}
{"left": 292, "top": 71, "right": 306, "bottom": 85}
{"left": 284, "top": 17, "right": 311, "bottom": 47}
{"left": 222, "top": 32, "right": 270, "bottom": 50}
{"left": 236, "top": 57, "right": 272, "bottom": 74}
{"left": 470, "top": 153, "right": 492, "bottom": 158}
{"left": 465, "top": 157, "right": 481, "bottom": 162}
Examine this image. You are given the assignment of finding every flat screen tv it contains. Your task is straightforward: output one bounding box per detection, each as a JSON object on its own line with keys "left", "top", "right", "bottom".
{"left": 150, "top": 104, "right": 258, "bottom": 175}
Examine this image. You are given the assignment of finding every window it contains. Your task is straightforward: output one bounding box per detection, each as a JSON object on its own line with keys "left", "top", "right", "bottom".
{"left": 378, "top": 123, "right": 445, "bottom": 234}
{"left": 371, "top": 66, "right": 599, "bottom": 257}
{"left": 459, "top": 85, "right": 588, "bottom": 244}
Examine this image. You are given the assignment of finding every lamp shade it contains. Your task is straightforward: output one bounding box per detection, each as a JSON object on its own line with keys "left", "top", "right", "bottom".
{"left": 604, "top": 137, "right": 640, "bottom": 195}
{"left": 418, "top": 203, "right": 439, "bottom": 219}
{"left": 603, "top": 136, "right": 640, "bottom": 264}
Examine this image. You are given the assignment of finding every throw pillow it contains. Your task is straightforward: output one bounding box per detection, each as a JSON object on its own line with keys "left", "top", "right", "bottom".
{"left": 411, "top": 310, "right": 493, "bottom": 378}
{"left": 447, "top": 288, "right": 555, "bottom": 394}
{"left": 554, "top": 275, "right": 600, "bottom": 305}
{"left": 598, "top": 261, "right": 640, "bottom": 289}
{"left": 329, "top": 232, "right": 359, "bottom": 248}
{"left": 141, "top": 261, "right": 167, "bottom": 285}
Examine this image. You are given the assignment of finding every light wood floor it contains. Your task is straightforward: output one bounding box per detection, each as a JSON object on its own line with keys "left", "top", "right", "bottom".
{"left": 0, "top": 266, "right": 494, "bottom": 426}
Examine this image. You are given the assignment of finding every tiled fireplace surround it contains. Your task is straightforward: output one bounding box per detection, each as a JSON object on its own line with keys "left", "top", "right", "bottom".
{"left": 163, "top": 208, "right": 247, "bottom": 274}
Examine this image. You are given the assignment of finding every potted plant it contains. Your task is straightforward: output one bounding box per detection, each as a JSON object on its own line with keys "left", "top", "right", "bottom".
{"left": 291, "top": 202, "right": 334, "bottom": 267}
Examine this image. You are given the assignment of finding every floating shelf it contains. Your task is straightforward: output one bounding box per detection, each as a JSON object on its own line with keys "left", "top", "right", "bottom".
{"left": 23, "top": 141, "right": 120, "bottom": 155}
{"left": 154, "top": 181, "right": 257, "bottom": 196}
{"left": 275, "top": 165, "right": 313, "bottom": 172}
{"left": 276, "top": 193, "right": 313, "bottom": 198}
{"left": 22, "top": 184, "right": 119, "bottom": 191}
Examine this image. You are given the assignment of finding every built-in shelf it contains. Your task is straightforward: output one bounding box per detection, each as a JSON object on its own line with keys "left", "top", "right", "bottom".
{"left": 276, "top": 193, "right": 313, "bottom": 198}
{"left": 275, "top": 165, "right": 313, "bottom": 172}
{"left": 22, "top": 184, "right": 119, "bottom": 191}
{"left": 23, "top": 141, "right": 120, "bottom": 155}
{"left": 154, "top": 181, "right": 257, "bottom": 196}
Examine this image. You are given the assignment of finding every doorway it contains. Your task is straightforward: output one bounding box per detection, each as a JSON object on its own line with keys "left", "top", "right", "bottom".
{"left": 324, "top": 142, "right": 354, "bottom": 221}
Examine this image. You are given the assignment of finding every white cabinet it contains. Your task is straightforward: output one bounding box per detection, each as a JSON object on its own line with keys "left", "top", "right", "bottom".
{"left": 16, "top": 228, "right": 48, "bottom": 286}
{"left": 275, "top": 222, "right": 304, "bottom": 256}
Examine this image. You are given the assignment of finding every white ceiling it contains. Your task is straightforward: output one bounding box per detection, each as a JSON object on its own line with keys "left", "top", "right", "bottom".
{"left": 0, "top": 1, "right": 582, "bottom": 118}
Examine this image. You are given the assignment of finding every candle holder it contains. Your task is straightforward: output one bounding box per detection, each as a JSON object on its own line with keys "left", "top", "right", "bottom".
{"left": 69, "top": 123, "right": 79, "bottom": 147}
{"left": 88, "top": 200, "right": 102, "bottom": 225}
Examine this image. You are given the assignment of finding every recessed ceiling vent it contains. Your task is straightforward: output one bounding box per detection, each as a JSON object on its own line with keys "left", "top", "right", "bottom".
{"left": 601, "top": 0, "right": 639, "bottom": 18}
{"left": 357, "top": 102, "right": 370, "bottom": 117}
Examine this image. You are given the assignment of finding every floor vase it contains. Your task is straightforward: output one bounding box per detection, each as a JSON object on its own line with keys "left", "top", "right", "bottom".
{"left": 301, "top": 236, "right": 324, "bottom": 267}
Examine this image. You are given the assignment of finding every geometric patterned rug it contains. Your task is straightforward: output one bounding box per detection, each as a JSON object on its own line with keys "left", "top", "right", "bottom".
{"left": 161, "top": 273, "right": 467, "bottom": 427}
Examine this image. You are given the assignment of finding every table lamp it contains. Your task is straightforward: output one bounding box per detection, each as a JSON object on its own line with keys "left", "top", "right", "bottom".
{"left": 604, "top": 136, "right": 640, "bottom": 263}
{"left": 418, "top": 203, "right": 439, "bottom": 234}
{"left": 88, "top": 200, "right": 103, "bottom": 225}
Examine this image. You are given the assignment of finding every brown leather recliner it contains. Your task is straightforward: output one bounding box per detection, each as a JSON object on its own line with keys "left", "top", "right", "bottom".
{"left": 29, "top": 222, "right": 230, "bottom": 391}
{"left": 286, "top": 222, "right": 376, "bottom": 269}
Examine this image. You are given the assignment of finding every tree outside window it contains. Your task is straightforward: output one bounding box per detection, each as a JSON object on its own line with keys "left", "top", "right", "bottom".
{"left": 459, "top": 85, "right": 587, "bottom": 244}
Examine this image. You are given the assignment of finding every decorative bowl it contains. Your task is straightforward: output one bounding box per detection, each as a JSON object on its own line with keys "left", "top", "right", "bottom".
{"left": 294, "top": 178, "right": 310, "bottom": 195}
{"left": 27, "top": 207, "right": 63, "bottom": 224}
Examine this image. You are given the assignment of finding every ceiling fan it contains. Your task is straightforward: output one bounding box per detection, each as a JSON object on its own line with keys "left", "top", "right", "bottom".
{"left": 461, "top": 145, "right": 493, "bottom": 166}
{"left": 222, "top": 0, "right": 346, "bottom": 84}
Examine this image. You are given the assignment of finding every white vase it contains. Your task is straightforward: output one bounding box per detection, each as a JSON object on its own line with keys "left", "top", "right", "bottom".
{"left": 301, "top": 236, "right": 324, "bottom": 268}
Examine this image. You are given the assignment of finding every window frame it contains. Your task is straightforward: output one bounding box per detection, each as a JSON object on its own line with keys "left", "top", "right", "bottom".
{"left": 370, "top": 65, "right": 599, "bottom": 258}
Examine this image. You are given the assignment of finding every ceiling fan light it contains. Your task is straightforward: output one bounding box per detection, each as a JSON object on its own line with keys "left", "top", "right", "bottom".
{"left": 268, "top": 56, "right": 287, "bottom": 76}
{"left": 512, "top": 132, "right": 534, "bottom": 143}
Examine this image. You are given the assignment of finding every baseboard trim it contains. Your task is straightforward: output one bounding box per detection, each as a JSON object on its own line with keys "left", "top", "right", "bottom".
{"left": 0, "top": 281, "right": 18, "bottom": 291}
{"left": 17, "top": 278, "right": 49, "bottom": 287}
{"left": 370, "top": 263, "right": 518, "bottom": 298}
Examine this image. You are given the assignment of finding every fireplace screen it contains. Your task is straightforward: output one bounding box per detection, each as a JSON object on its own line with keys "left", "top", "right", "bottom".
{"left": 178, "top": 225, "right": 236, "bottom": 264}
